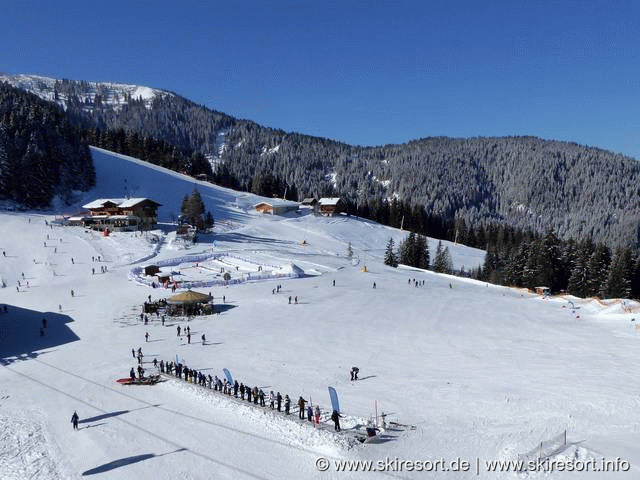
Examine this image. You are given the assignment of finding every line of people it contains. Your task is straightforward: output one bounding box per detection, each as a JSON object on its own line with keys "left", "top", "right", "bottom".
{"left": 158, "top": 359, "right": 327, "bottom": 427}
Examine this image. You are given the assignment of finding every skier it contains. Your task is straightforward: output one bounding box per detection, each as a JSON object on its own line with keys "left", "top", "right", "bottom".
{"left": 130, "top": 367, "right": 136, "bottom": 380}
{"left": 187, "top": 333, "right": 191, "bottom": 344}
{"left": 373, "top": 282, "right": 376, "bottom": 289}
{"left": 153, "top": 358, "right": 158, "bottom": 368}
{"left": 252, "top": 386, "right": 259, "bottom": 404}
{"left": 288, "top": 296, "right": 291, "bottom": 304}
{"left": 277, "top": 392, "right": 282, "bottom": 412}
{"left": 351, "top": 366, "right": 359, "bottom": 381}
{"left": 298, "top": 396, "right": 306, "bottom": 419}
{"left": 234, "top": 380, "right": 239, "bottom": 397}
{"left": 71, "top": 411, "right": 79, "bottom": 430}
{"left": 201, "top": 334, "right": 206, "bottom": 345}
{"left": 331, "top": 410, "right": 341, "bottom": 431}
{"left": 284, "top": 395, "right": 291, "bottom": 414}
{"left": 145, "top": 332, "right": 149, "bottom": 342}
{"left": 269, "top": 390, "right": 275, "bottom": 409}
{"left": 70, "top": 289, "right": 74, "bottom": 297}
{"left": 177, "top": 325, "right": 181, "bottom": 336}
{"left": 314, "top": 405, "right": 321, "bottom": 426}
{"left": 307, "top": 405, "right": 313, "bottom": 422}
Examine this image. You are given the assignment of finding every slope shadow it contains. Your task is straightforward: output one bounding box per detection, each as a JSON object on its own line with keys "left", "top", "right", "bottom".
{"left": 213, "top": 232, "right": 296, "bottom": 246}
{"left": 81, "top": 454, "right": 155, "bottom": 475}
{"left": 0, "top": 305, "right": 79, "bottom": 365}
{"left": 81, "top": 448, "right": 185, "bottom": 475}
{"left": 79, "top": 410, "right": 129, "bottom": 424}
{"left": 214, "top": 304, "right": 236, "bottom": 314}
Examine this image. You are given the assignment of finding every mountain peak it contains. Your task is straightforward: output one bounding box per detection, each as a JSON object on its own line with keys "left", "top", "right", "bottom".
{"left": 0, "top": 73, "right": 171, "bottom": 111}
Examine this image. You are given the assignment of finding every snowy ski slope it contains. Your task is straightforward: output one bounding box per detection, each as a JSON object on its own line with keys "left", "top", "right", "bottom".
{"left": 0, "top": 148, "right": 639, "bottom": 479}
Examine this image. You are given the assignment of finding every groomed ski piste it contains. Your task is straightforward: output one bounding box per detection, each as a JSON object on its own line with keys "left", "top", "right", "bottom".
{"left": 1, "top": 147, "right": 639, "bottom": 479}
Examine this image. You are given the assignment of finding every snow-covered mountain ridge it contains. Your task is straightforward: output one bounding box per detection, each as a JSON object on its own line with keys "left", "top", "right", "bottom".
{"left": 0, "top": 73, "right": 171, "bottom": 111}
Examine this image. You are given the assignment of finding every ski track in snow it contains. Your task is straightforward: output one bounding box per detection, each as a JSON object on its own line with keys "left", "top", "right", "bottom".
{"left": 0, "top": 410, "right": 61, "bottom": 480}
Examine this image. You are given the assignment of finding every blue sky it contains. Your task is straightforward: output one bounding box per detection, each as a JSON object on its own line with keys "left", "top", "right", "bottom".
{"left": 3, "top": 0, "right": 640, "bottom": 157}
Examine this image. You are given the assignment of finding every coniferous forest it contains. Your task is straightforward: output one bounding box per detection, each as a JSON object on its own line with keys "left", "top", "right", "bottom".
{"left": 0, "top": 83, "right": 94, "bottom": 207}
{"left": 4, "top": 76, "right": 640, "bottom": 299}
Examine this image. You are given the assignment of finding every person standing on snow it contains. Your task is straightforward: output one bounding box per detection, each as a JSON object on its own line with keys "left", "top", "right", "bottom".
{"left": 298, "top": 396, "right": 306, "bottom": 419}
{"left": 314, "top": 405, "right": 321, "bottom": 426}
{"left": 284, "top": 395, "right": 291, "bottom": 414}
{"left": 71, "top": 411, "right": 79, "bottom": 430}
{"left": 331, "top": 410, "right": 341, "bottom": 431}
{"left": 277, "top": 392, "right": 282, "bottom": 412}
{"left": 269, "top": 391, "right": 275, "bottom": 409}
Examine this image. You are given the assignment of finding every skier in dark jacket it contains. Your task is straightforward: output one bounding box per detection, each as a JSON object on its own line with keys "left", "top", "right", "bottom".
{"left": 298, "top": 396, "right": 306, "bottom": 419}
{"left": 284, "top": 395, "right": 291, "bottom": 414}
{"left": 277, "top": 392, "right": 282, "bottom": 411}
{"left": 331, "top": 410, "right": 342, "bottom": 431}
{"left": 239, "top": 383, "right": 245, "bottom": 399}
{"left": 233, "top": 380, "right": 239, "bottom": 397}
{"left": 71, "top": 411, "right": 79, "bottom": 430}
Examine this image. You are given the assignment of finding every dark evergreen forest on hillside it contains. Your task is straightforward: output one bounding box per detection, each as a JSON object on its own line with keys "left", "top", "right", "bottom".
{"left": 5, "top": 76, "right": 640, "bottom": 300}
{"left": 0, "top": 84, "right": 94, "bottom": 207}
{"left": 43, "top": 79, "right": 640, "bottom": 249}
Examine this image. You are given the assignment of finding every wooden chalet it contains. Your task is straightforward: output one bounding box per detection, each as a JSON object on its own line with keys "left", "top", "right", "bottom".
{"left": 74, "top": 198, "right": 162, "bottom": 231}
{"left": 300, "top": 197, "right": 318, "bottom": 208}
{"left": 317, "top": 197, "right": 343, "bottom": 216}
{"left": 254, "top": 199, "right": 300, "bottom": 215}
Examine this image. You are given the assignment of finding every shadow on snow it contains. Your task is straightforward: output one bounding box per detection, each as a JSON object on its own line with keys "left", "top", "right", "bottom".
{"left": 0, "top": 305, "right": 79, "bottom": 365}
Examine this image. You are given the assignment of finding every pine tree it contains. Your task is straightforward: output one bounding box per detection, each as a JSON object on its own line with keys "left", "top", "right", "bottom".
{"left": 603, "top": 247, "right": 633, "bottom": 299}
{"left": 384, "top": 237, "right": 398, "bottom": 267}
{"left": 586, "top": 245, "right": 611, "bottom": 298}
{"left": 567, "top": 239, "right": 593, "bottom": 297}
{"left": 180, "top": 189, "right": 206, "bottom": 228}
{"left": 433, "top": 241, "right": 446, "bottom": 273}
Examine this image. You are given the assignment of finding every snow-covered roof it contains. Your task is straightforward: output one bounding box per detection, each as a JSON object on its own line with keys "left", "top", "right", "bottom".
{"left": 318, "top": 197, "right": 341, "bottom": 206}
{"left": 82, "top": 198, "right": 160, "bottom": 209}
{"left": 254, "top": 199, "right": 299, "bottom": 208}
{"left": 118, "top": 198, "right": 161, "bottom": 208}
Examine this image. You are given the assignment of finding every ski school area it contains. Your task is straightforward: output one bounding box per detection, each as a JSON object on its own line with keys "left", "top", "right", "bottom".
{"left": 130, "top": 252, "right": 305, "bottom": 290}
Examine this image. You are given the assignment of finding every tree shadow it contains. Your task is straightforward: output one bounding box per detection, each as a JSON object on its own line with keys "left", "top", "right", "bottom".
{"left": 0, "top": 305, "right": 79, "bottom": 365}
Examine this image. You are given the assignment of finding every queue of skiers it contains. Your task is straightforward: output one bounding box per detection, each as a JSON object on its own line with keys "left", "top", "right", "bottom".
{"left": 155, "top": 358, "right": 331, "bottom": 427}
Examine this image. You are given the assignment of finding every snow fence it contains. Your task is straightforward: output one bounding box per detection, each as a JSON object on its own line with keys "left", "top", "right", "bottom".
{"left": 129, "top": 252, "right": 304, "bottom": 289}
